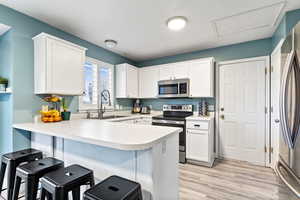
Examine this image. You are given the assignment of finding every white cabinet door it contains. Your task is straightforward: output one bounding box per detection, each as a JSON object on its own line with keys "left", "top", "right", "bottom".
{"left": 116, "top": 64, "right": 127, "bottom": 98}
{"left": 173, "top": 63, "right": 188, "bottom": 79}
{"left": 159, "top": 64, "right": 173, "bottom": 80}
{"left": 188, "top": 59, "right": 214, "bottom": 97}
{"left": 186, "top": 129, "right": 209, "bottom": 162}
{"left": 33, "top": 33, "right": 86, "bottom": 95}
{"left": 116, "top": 64, "right": 139, "bottom": 98}
{"left": 139, "top": 67, "right": 159, "bottom": 98}
{"left": 127, "top": 64, "right": 139, "bottom": 98}
{"left": 47, "top": 38, "right": 84, "bottom": 95}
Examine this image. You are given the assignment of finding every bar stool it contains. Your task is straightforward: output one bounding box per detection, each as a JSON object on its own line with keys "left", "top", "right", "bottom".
{"left": 83, "top": 175, "right": 143, "bottom": 200}
{"left": 12, "top": 157, "right": 64, "bottom": 200}
{"left": 40, "top": 164, "right": 95, "bottom": 200}
{"left": 0, "top": 148, "right": 43, "bottom": 200}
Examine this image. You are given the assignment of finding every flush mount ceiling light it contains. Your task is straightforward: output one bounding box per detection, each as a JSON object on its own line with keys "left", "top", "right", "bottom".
{"left": 104, "top": 39, "right": 117, "bottom": 48}
{"left": 167, "top": 16, "right": 187, "bottom": 31}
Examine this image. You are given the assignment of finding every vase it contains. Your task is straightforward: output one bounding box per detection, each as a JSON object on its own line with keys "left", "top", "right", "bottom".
{"left": 0, "top": 84, "right": 6, "bottom": 92}
{"left": 61, "top": 111, "right": 71, "bottom": 120}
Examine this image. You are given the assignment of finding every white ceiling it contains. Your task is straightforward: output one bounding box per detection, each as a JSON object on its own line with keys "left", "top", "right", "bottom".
{"left": 1, "top": 0, "right": 300, "bottom": 61}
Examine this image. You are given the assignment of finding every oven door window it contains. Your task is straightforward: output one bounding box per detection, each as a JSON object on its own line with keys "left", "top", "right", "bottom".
{"left": 159, "top": 84, "right": 178, "bottom": 95}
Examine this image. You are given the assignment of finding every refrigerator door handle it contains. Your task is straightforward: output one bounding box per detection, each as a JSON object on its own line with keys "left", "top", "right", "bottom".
{"left": 279, "top": 53, "right": 293, "bottom": 148}
{"left": 275, "top": 161, "right": 300, "bottom": 198}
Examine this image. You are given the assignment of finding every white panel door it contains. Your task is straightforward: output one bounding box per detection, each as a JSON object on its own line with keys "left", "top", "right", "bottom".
{"left": 126, "top": 65, "right": 139, "bottom": 98}
{"left": 159, "top": 64, "right": 173, "bottom": 80}
{"left": 139, "top": 67, "right": 159, "bottom": 98}
{"left": 219, "top": 59, "right": 266, "bottom": 165}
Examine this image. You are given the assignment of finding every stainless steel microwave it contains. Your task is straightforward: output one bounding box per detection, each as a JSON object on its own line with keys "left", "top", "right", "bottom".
{"left": 158, "top": 79, "right": 190, "bottom": 98}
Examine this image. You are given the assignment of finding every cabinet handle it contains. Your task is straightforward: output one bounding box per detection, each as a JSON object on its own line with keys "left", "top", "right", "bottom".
{"left": 194, "top": 124, "right": 200, "bottom": 127}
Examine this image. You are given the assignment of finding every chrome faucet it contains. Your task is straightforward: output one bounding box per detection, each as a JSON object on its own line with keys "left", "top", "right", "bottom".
{"left": 98, "top": 89, "right": 112, "bottom": 119}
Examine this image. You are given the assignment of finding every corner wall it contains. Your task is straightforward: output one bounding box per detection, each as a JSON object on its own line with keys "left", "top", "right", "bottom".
{"left": 0, "top": 31, "right": 13, "bottom": 154}
{"left": 0, "top": 5, "right": 136, "bottom": 153}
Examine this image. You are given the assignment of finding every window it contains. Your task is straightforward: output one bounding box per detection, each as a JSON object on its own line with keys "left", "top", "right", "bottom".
{"left": 79, "top": 57, "right": 114, "bottom": 110}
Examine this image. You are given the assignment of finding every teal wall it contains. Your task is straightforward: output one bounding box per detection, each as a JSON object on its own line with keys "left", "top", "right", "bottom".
{"left": 272, "top": 8, "right": 300, "bottom": 50}
{"left": 137, "top": 38, "right": 272, "bottom": 67}
{"left": 0, "top": 5, "right": 136, "bottom": 153}
{"left": 136, "top": 38, "right": 272, "bottom": 111}
{"left": 0, "top": 31, "right": 13, "bottom": 154}
{"left": 136, "top": 9, "right": 300, "bottom": 111}
{"left": 1, "top": 4, "right": 300, "bottom": 153}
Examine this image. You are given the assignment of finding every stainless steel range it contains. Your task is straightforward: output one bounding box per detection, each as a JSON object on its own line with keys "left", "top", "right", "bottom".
{"left": 152, "top": 105, "right": 193, "bottom": 163}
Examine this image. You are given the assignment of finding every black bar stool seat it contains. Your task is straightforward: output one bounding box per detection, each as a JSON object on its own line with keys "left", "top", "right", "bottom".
{"left": 40, "top": 164, "right": 95, "bottom": 200}
{"left": 12, "top": 157, "right": 64, "bottom": 200}
{"left": 0, "top": 148, "right": 43, "bottom": 200}
{"left": 83, "top": 175, "right": 143, "bottom": 200}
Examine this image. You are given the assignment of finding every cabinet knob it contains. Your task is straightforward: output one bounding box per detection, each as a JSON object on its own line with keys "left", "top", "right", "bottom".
{"left": 220, "top": 115, "right": 225, "bottom": 120}
{"left": 275, "top": 119, "right": 280, "bottom": 123}
{"left": 220, "top": 107, "right": 224, "bottom": 111}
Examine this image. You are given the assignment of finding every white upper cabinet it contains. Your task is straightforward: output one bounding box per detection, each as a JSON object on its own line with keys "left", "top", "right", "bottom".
{"left": 33, "top": 33, "right": 86, "bottom": 95}
{"left": 116, "top": 63, "right": 139, "bottom": 98}
{"left": 188, "top": 58, "right": 215, "bottom": 97}
{"left": 159, "top": 63, "right": 189, "bottom": 80}
{"left": 159, "top": 64, "right": 173, "bottom": 80}
{"left": 139, "top": 66, "right": 159, "bottom": 98}
{"left": 173, "top": 62, "right": 189, "bottom": 79}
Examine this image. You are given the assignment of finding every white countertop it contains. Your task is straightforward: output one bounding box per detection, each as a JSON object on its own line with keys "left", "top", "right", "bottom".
{"left": 13, "top": 119, "right": 181, "bottom": 151}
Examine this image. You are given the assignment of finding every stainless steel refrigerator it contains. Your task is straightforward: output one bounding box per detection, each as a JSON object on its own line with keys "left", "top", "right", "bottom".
{"left": 275, "top": 21, "right": 300, "bottom": 198}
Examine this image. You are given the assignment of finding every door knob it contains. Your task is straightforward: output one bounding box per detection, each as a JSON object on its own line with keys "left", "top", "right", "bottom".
{"left": 220, "top": 115, "right": 225, "bottom": 120}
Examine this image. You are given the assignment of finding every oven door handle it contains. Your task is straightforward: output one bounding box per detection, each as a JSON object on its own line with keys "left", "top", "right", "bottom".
{"left": 152, "top": 119, "right": 185, "bottom": 125}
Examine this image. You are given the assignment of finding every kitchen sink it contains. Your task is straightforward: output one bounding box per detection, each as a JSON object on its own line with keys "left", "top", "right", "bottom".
{"left": 101, "top": 115, "right": 127, "bottom": 120}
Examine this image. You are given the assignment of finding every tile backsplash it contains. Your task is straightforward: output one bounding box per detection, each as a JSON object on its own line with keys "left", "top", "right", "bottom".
{"left": 139, "top": 98, "right": 215, "bottom": 111}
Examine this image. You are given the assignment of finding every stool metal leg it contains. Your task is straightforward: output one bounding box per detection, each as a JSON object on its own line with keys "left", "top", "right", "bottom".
{"left": 12, "top": 176, "right": 21, "bottom": 200}
{"left": 53, "top": 189, "right": 66, "bottom": 200}
{"left": 89, "top": 174, "right": 95, "bottom": 187}
{"left": 72, "top": 187, "right": 80, "bottom": 200}
{"left": 7, "top": 162, "right": 16, "bottom": 200}
{"left": 25, "top": 177, "right": 39, "bottom": 200}
{"left": 0, "top": 162, "right": 7, "bottom": 195}
{"left": 41, "top": 188, "right": 46, "bottom": 200}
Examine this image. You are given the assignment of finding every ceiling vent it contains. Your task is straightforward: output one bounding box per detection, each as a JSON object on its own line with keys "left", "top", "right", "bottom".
{"left": 212, "top": 1, "right": 285, "bottom": 37}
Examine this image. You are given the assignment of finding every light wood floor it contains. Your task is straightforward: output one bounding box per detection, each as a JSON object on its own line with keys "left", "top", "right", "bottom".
{"left": 179, "top": 159, "right": 299, "bottom": 200}
{"left": 1, "top": 159, "right": 298, "bottom": 200}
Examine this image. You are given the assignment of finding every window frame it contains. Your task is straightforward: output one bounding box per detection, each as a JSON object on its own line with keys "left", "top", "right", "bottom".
{"left": 79, "top": 57, "right": 114, "bottom": 110}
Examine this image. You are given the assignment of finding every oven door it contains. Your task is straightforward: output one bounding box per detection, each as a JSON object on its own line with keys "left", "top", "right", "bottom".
{"left": 152, "top": 120, "right": 186, "bottom": 163}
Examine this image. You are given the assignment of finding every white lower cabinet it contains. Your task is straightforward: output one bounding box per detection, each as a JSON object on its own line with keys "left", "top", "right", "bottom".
{"left": 186, "top": 118, "right": 215, "bottom": 167}
{"left": 186, "top": 130, "right": 209, "bottom": 162}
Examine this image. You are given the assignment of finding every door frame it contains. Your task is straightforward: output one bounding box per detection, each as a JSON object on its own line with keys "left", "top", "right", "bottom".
{"left": 270, "top": 39, "right": 284, "bottom": 168}
{"left": 216, "top": 56, "right": 270, "bottom": 167}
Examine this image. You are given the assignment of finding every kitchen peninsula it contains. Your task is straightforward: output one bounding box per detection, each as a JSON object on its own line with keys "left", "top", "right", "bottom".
{"left": 13, "top": 119, "right": 181, "bottom": 200}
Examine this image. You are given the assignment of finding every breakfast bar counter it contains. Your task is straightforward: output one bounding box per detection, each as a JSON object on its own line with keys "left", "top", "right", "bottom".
{"left": 13, "top": 119, "right": 180, "bottom": 200}
{"left": 13, "top": 119, "right": 180, "bottom": 151}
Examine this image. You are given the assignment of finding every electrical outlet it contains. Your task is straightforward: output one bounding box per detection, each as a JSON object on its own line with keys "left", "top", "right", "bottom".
{"left": 208, "top": 105, "right": 215, "bottom": 111}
